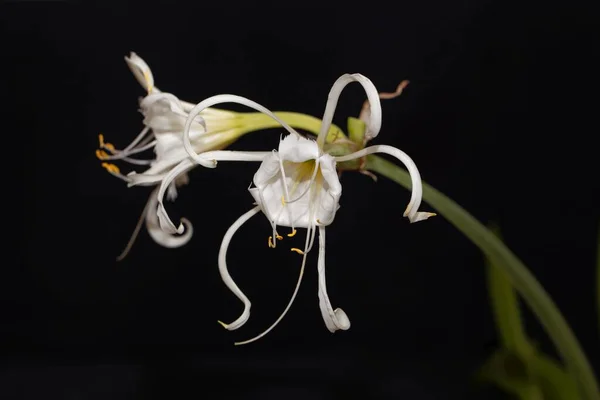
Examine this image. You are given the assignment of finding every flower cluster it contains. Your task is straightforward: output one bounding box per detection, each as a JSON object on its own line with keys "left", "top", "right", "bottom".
{"left": 99, "top": 53, "right": 434, "bottom": 344}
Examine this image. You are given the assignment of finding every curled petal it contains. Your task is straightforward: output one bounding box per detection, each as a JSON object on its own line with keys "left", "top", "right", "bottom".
{"left": 217, "top": 206, "right": 261, "bottom": 331}
{"left": 317, "top": 226, "right": 350, "bottom": 332}
{"left": 317, "top": 74, "right": 382, "bottom": 149}
{"left": 335, "top": 145, "right": 435, "bottom": 223}
{"left": 156, "top": 159, "right": 197, "bottom": 234}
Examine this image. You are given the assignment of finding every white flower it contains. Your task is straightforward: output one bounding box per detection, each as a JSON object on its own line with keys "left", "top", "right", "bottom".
{"left": 97, "top": 53, "right": 269, "bottom": 260}
{"left": 155, "top": 73, "right": 435, "bottom": 345}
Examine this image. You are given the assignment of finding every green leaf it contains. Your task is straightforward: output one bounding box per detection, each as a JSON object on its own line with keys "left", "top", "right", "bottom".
{"left": 485, "top": 224, "right": 534, "bottom": 359}
{"left": 366, "top": 154, "right": 599, "bottom": 400}
{"left": 478, "top": 349, "right": 544, "bottom": 400}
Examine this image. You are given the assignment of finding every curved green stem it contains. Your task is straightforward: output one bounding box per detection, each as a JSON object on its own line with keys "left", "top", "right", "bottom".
{"left": 366, "top": 154, "right": 599, "bottom": 400}
{"left": 241, "top": 111, "right": 346, "bottom": 142}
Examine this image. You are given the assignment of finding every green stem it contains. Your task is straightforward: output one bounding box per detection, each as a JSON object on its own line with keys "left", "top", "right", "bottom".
{"left": 366, "top": 154, "right": 599, "bottom": 400}
{"left": 242, "top": 111, "right": 346, "bottom": 141}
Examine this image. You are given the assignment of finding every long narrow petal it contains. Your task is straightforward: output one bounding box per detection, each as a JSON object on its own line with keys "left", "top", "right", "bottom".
{"left": 182, "top": 94, "right": 302, "bottom": 166}
{"left": 317, "top": 226, "right": 350, "bottom": 333}
{"left": 316, "top": 74, "right": 382, "bottom": 149}
{"left": 335, "top": 145, "right": 435, "bottom": 223}
{"left": 233, "top": 225, "right": 313, "bottom": 346}
{"left": 198, "top": 150, "right": 271, "bottom": 162}
{"left": 146, "top": 187, "right": 193, "bottom": 248}
{"left": 218, "top": 206, "right": 262, "bottom": 331}
{"left": 155, "top": 159, "right": 196, "bottom": 234}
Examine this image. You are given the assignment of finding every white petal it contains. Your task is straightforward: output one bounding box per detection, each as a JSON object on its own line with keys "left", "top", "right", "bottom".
{"left": 145, "top": 188, "right": 193, "bottom": 248}
{"left": 316, "top": 73, "right": 382, "bottom": 148}
{"left": 155, "top": 159, "right": 196, "bottom": 234}
{"left": 335, "top": 145, "right": 435, "bottom": 223}
{"left": 233, "top": 222, "right": 312, "bottom": 346}
{"left": 124, "top": 52, "right": 155, "bottom": 93}
{"left": 182, "top": 94, "right": 302, "bottom": 166}
{"left": 317, "top": 226, "right": 350, "bottom": 332}
{"left": 278, "top": 134, "right": 319, "bottom": 163}
{"left": 217, "top": 206, "right": 261, "bottom": 331}
{"left": 250, "top": 153, "right": 341, "bottom": 229}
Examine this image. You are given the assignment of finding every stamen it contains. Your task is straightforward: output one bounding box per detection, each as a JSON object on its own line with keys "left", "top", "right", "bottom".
{"left": 281, "top": 195, "right": 286, "bottom": 206}
{"left": 96, "top": 149, "right": 109, "bottom": 160}
{"left": 98, "top": 133, "right": 105, "bottom": 147}
{"left": 287, "top": 229, "right": 297, "bottom": 237}
{"left": 285, "top": 158, "right": 320, "bottom": 205}
{"left": 290, "top": 248, "right": 304, "bottom": 255}
{"left": 268, "top": 236, "right": 275, "bottom": 248}
{"left": 103, "top": 142, "right": 116, "bottom": 152}
{"left": 276, "top": 234, "right": 283, "bottom": 240}
{"left": 101, "top": 162, "right": 121, "bottom": 174}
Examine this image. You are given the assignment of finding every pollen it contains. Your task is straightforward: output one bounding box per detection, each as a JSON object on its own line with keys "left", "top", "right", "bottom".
{"left": 268, "top": 236, "right": 275, "bottom": 248}
{"left": 98, "top": 133, "right": 105, "bottom": 147}
{"left": 287, "top": 229, "right": 297, "bottom": 237}
{"left": 290, "top": 248, "right": 304, "bottom": 255}
{"left": 96, "top": 149, "right": 109, "bottom": 160}
{"left": 276, "top": 234, "right": 283, "bottom": 240}
{"left": 103, "top": 142, "right": 115, "bottom": 152}
{"left": 101, "top": 162, "right": 121, "bottom": 174}
{"left": 281, "top": 195, "right": 286, "bottom": 206}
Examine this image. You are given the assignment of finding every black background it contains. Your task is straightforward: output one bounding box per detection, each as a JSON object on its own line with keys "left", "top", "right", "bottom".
{"left": 3, "top": 1, "right": 599, "bottom": 399}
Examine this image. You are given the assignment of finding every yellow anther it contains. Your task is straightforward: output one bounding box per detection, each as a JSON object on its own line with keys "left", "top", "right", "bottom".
{"left": 98, "top": 133, "right": 105, "bottom": 147}
{"left": 104, "top": 142, "right": 115, "bottom": 152}
{"left": 101, "top": 162, "right": 120, "bottom": 174}
{"left": 290, "top": 248, "right": 304, "bottom": 255}
{"left": 287, "top": 229, "right": 297, "bottom": 237}
{"left": 268, "top": 236, "right": 275, "bottom": 248}
{"left": 96, "top": 149, "right": 109, "bottom": 160}
{"left": 281, "top": 195, "right": 286, "bottom": 206}
{"left": 276, "top": 234, "right": 283, "bottom": 240}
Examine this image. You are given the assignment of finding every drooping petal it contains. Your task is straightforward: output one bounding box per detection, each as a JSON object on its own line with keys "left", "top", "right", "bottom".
{"left": 317, "top": 226, "right": 350, "bottom": 332}
{"left": 146, "top": 187, "right": 193, "bottom": 248}
{"left": 316, "top": 74, "right": 382, "bottom": 149}
{"left": 217, "top": 206, "right": 261, "bottom": 331}
{"left": 124, "top": 52, "right": 155, "bottom": 93}
{"left": 115, "top": 187, "right": 193, "bottom": 261}
{"left": 335, "top": 145, "right": 436, "bottom": 223}
{"left": 233, "top": 221, "right": 313, "bottom": 346}
{"left": 155, "top": 159, "right": 197, "bottom": 234}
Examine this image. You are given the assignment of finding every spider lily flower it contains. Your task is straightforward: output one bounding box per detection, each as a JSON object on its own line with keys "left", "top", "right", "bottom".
{"left": 156, "top": 73, "right": 435, "bottom": 345}
{"left": 96, "top": 53, "right": 289, "bottom": 259}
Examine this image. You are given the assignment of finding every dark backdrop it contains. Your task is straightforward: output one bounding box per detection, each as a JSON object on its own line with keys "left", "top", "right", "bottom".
{"left": 4, "top": 1, "right": 599, "bottom": 399}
